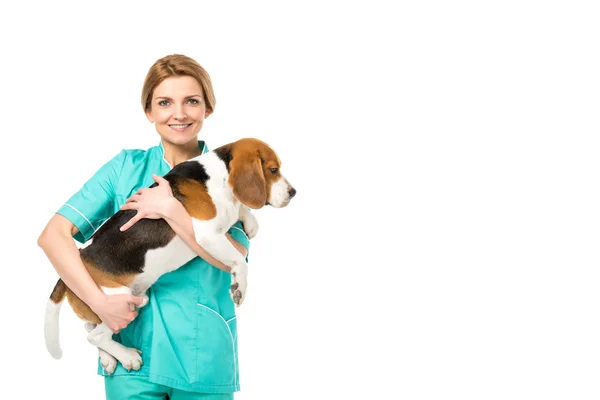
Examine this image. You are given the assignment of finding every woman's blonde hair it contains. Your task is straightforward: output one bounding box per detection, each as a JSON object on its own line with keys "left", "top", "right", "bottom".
{"left": 141, "top": 54, "right": 216, "bottom": 113}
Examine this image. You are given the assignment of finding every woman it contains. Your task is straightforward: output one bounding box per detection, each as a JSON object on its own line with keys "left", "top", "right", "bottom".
{"left": 38, "top": 54, "right": 248, "bottom": 399}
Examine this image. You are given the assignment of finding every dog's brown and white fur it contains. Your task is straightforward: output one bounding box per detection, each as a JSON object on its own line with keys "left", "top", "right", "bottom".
{"left": 44, "top": 138, "right": 295, "bottom": 373}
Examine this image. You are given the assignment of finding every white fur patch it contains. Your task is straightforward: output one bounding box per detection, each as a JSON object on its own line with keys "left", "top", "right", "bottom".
{"left": 130, "top": 235, "right": 196, "bottom": 295}
{"left": 269, "top": 176, "right": 293, "bottom": 207}
{"left": 101, "top": 286, "right": 132, "bottom": 296}
{"left": 79, "top": 238, "right": 93, "bottom": 250}
{"left": 200, "top": 152, "right": 230, "bottom": 193}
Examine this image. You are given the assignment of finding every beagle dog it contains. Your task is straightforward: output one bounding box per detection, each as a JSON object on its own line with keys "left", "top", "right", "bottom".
{"left": 44, "top": 137, "right": 296, "bottom": 373}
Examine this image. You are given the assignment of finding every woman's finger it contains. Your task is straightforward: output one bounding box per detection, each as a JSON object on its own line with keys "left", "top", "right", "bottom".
{"left": 153, "top": 174, "right": 169, "bottom": 186}
{"left": 120, "top": 202, "right": 138, "bottom": 211}
{"left": 120, "top": 214, "right": 142, "bottom": 232}
{"left": 125, "top": 194, "right": 141, "bottom": 203}
{"left": 153, "top": 174, "right": 173, "bottom": 196}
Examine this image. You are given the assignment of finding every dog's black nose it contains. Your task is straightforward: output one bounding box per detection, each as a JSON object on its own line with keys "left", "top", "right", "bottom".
{"left": 289, "top": 187, "right": 297, "bottom": 198}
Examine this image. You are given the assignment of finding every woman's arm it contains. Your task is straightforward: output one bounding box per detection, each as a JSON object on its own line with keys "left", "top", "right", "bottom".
{"left": 119, "top": 175, "right": 248, "bottom": 271}
{"left": 159, "top": 198, "right": 249, "bottom": 266}
{"left": 38, "top": 214, "right": 143, "bottom": 332}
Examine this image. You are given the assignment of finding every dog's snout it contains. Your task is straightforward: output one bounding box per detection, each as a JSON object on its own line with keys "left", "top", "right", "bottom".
{"left": 289, "top": 187, "right": 296, "bottom": 198}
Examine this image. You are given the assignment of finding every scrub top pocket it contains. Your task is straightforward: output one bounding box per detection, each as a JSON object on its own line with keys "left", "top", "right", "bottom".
{"left": 195, "top": 303, "right": 239, "bottom": 388}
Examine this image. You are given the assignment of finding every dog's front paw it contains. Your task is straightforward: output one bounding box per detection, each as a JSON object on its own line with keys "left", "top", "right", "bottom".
{"left": 100, "top": 350, "right": 117, "bottom": 375}
{"left": 138, "top": 294, "right": 149, "bottom": 308}
{"left": 118, "top": 348, "right": 143, "bottom": 371}
{"left": 230, "top": 263, "right": 248, "bottom": 306}
{"left": 240, "top": 212, "right": 259, "bottom": 239}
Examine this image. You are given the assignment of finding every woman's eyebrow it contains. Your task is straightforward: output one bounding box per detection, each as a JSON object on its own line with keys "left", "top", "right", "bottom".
{"left": 155, "top": 94, "right": 202, "bottom": 100}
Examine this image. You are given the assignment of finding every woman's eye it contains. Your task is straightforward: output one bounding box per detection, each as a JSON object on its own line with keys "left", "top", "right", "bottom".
{"left": 158, "top": 100, "right": 170, "bottom": 106}
{"left": 188, "top": 99, "right": 199, "bottom": 105}
{"left": 269, "top": 168, "right": 278, "bottom": 173}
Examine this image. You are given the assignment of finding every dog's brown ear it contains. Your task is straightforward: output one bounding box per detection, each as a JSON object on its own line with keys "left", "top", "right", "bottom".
{"left": 229, "top": 155, "right": 267, "bottom": 209}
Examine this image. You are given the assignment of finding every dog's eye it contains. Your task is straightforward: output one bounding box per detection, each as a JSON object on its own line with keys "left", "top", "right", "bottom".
{"left": 269, "top": 168, "right": 278, "bottom": 173}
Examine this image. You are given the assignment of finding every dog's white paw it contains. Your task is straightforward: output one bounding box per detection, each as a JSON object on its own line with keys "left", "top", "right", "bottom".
{"left": 117, "top": 348, "right": 143, "bottom": 371}
{"left": 241, "top": 213, "right": 259, "bottom": 239}
{"left": 100, "top": 350, "right": 118, "bottom": 375}
{"left": 138, "top": 294, "right": 149, "bottom": 308}
{"left": 230, "top": 262, "right": 248, "bottom": 306}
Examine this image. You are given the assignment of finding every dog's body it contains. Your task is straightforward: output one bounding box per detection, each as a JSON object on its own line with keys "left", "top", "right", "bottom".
{"left": 44, "top": 138, "right": 295, "bottom": 373}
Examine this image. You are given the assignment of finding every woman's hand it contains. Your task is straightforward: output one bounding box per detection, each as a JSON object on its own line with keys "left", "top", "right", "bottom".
{"left": 120, "top": 174, "right": 174, "bottom": 231}
{"left": 90, "top": 294, "right": 144, "bottom": 333}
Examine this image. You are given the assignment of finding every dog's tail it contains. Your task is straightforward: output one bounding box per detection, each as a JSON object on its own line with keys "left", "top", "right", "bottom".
{"left": 45, "top": 278, "right": 67, "bottom": 359}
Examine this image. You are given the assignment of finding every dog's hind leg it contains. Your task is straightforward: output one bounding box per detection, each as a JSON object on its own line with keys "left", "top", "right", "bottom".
{"left": 85, "top": 322, "right": 117, "bottom": 374}
{"left": 84, "top": 286, "right": 143, "bottom": 371}
{"left": 87, "top": 323, "right": 143, "bottom": 372}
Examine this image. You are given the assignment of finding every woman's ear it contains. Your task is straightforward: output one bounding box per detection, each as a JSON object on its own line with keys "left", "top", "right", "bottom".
{"left": 229, "top": 155, "right": 267, "bottom": 209}
{"left": 146, "top": 109, "right": 154, "bottom": 123}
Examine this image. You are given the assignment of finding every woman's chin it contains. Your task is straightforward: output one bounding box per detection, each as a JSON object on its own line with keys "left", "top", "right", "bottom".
{"left": 160, "top": 132, "right": 198, "bottom": 146}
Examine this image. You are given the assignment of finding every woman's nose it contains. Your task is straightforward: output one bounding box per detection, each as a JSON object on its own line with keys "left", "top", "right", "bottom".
{"left": 174, "top": 107, "right": 187, "bottom": 120}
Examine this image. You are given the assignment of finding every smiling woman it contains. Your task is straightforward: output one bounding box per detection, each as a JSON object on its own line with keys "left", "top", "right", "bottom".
{"left": 142, "top": 55, "right": 215, "bottom": 167}
{"left": 145, "top": 76, "right": 211, "bottom": 165}
{"left": 37, "top": 54, "right": 247, "bottom": 400}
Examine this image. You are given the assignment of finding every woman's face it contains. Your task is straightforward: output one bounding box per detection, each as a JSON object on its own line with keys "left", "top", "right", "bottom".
{"left": 146, "top": 75, "right": 211, "bottom": 147}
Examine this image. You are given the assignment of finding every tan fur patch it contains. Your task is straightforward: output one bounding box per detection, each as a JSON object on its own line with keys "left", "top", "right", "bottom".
{"left": 49, "top": 279, "right": 67, "bottom": 303}
{"left": 178, "top": 179, "right": 217, "bottom": 220}
{"left": 65, "top": 288, "right": 102, "bottom": 324}
{"left": 229, "top": 138, "right": 283, "bottom": 209}
{"left": 64, "top": 259, "right": 138, "bottom": 324}
{"left": 85, "top": 262, "right": 136, "bottom": 288}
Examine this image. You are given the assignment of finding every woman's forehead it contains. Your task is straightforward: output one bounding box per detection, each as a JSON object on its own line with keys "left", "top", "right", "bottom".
{"left": 154, "top": 75, "right": 203, "bottom": 97}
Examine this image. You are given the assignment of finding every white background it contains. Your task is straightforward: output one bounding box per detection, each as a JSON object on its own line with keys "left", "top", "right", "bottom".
{"left": 1, "top": 1, "right": 599, "bottom": 399}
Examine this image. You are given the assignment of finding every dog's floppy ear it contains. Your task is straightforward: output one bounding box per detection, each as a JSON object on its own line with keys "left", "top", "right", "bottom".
{"left": 229, "top": 154, "right": 267, "bottom": 209}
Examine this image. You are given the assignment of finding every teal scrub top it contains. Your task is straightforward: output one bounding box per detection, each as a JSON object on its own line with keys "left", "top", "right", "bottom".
{"left": 56, "top": 141, "right": 249, "bottom": 393}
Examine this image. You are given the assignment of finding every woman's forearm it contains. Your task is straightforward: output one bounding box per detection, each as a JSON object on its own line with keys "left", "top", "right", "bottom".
{"left": 161, "top": 198, "right": 248, "bottom": 272}
{"left": 37, "top": 215, "right": 105, "bottom": 308}
{"left": 226, "top": 233, "right": 248, "bottom": 258}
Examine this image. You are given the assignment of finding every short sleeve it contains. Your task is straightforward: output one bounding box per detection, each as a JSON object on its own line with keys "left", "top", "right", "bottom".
{"left": 228, "top": 220, "right": 250, "bottom": 251}
{"left": 56, "top": 151, "right": 126, "bottom": 243}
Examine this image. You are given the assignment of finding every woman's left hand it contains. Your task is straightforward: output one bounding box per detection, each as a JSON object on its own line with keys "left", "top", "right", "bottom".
{"left": 120, "top": 174, "right": 174, "bottom": 231}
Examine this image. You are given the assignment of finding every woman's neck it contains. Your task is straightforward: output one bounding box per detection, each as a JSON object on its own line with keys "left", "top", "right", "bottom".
{"left": 162, "top": 140, "right": 202, "bottom": 167}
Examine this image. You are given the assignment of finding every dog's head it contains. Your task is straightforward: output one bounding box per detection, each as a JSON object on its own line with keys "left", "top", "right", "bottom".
{"left": 227, "top": 138, "right": 296, "bottom": 209}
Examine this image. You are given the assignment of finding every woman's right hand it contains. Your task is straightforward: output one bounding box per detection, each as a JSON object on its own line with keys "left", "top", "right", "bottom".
{"left": 90, "top": 294, "right": 144, "bottom": 333}
{"left": 119, "top": 174, "right": 174, "bottom": 232}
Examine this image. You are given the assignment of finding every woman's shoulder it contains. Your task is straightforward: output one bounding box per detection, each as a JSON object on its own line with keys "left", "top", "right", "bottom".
{"left": 112, "top": 144, "right": 161, "bottom": 165}
{"left": 95, "top": 146, "right": 161, "bottom": 185}
{"left": 118, "top": 148, "right": 149, "bottom": 162}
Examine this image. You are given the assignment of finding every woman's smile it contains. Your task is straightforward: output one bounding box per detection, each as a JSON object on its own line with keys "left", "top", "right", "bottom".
{"left": 169, "top": 123, "right": 193, "bottom": 132}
